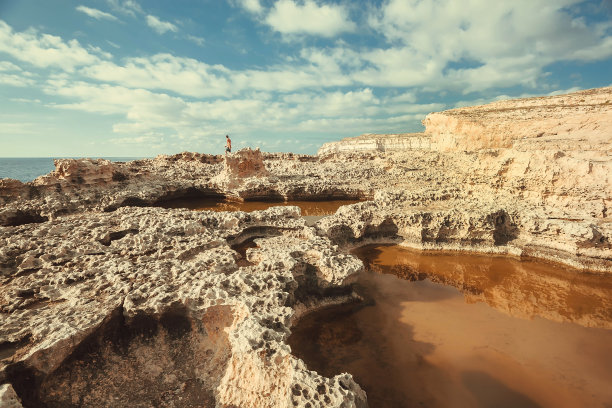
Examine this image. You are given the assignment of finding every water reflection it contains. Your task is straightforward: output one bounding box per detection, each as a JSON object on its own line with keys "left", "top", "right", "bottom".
{"left": 158, "top": 198, "right": 361, "bottom": 216}
{"left": 288, "top": 245, "right": 612, "bottom": 408}
{"left": 353, "top": 244, "right": 612, "bottom": 329}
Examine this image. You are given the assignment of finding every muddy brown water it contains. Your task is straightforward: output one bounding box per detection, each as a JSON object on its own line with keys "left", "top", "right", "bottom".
{"left": 288, "top": 244, "right": 612, "bottom": 408}
{"left": 158, "top": 198, "right": 361, "bottom": 216}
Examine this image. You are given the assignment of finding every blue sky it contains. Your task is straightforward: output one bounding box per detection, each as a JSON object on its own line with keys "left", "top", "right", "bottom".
{"left": 0, "top": 0, "right": 611, "bottom": 157}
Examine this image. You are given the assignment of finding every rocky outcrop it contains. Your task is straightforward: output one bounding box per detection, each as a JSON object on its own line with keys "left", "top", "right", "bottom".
{"left": 312, "top": 87, "right": 612, "bottom": 272}
{"left": 0, "top": 384, "right": 22, "bottom": 408}
{"left": 0, "top": 151, "right": 368, "bottom": 226}
{"left": 212, "top": 148, "right": 273, "bottom": 195}
{"left": 426, "top": 87, "right": 612, "bottom": 152}
{"left": 318, "top": 133, "right": 434, "bottom": 155}
{"left": 0, "top": 206, "right": 366, "bottom": 407}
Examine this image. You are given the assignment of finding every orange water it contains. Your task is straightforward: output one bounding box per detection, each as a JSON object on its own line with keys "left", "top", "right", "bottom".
{"left": 288, "top": 245, "right": 612, "bottom": 408}
{"left": 159, "top": 198, "right": 360, "bottom": 216}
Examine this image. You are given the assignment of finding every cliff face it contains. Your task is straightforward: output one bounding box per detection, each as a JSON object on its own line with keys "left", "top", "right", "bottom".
{"left": 1, "top": 87, "right": 611, "bottom": 407}
{"left": 318, "top": 87, "right": 612, "bottom": 155}
{"left": 425, "top": 87, "right": 612, "bottom": 152}
{"left": 314, "top": 87, "right": 611, "bottom": 272}
{"left": 318, "top": 133, "right": 435, "bottom": 155}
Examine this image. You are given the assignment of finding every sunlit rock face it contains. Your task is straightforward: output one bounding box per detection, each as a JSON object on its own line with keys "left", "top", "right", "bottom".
{"left": 318, "top": 133, "right": 435, "bottom": 155}
{"left": 211, "top": 148, "right": 272, "bottom": 194}
{"left": 425, "top": 87, "right": 612, "bottom": 152}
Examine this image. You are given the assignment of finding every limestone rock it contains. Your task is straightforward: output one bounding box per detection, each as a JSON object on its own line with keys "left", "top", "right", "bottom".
{"left": 0, "top": 206, "right": 365, "bottom": 407}
{"left": 212, "top": 148, "right": 271, "bottom": 193}
{"left": 318, "top": 133, "right": 434, "bottom": 155}
{"left": 0, "top": 384, "right": 23, "bottom": 408}
{"left": 425, "top": 86, "right": 612, "bottom": 152}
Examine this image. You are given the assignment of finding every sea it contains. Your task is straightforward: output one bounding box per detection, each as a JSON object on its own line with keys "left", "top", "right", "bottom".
{"left": 0, "top": 157, "right": 148, "bottom": 183}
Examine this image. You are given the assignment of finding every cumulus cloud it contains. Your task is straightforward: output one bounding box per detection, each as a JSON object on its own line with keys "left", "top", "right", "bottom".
{"left": 146, "top": 15, "right": 178, "bottom": 34}
{"left": 80, "top": 54, "right": 231, "bottom": 97}
{"left": 76, "top": 5, "right": 119, "bottom": 21}
{"left": 44, "top": 79, "right": 184, "bottom": 116}
{"left": 265, "top": 0, "right": 355, "bottom": 37}
{"left": 360, "top": 0, "right": 612, "bottom": 92}
{"left": 79, "top": 51, "right": 354, "bottom": 97}
{"left": 40, "top": 73, "right": 429, "bottom": 149}
{"left": 0, "top": 20, "right": 99, "bottom": 72}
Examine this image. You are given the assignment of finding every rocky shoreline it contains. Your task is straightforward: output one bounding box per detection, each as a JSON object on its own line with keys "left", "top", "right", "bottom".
{"left": 1, "top": 87, "right": 611, "bottom": 407}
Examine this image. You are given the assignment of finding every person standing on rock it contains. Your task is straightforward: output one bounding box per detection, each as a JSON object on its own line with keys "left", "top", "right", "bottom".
{"left": 225, "top": 135, "right": 232, "bottom": 154}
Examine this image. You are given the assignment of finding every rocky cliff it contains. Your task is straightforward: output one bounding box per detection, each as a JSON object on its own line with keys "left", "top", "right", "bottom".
{"left": 1, "top": 87, "right": 611, "bottom": 407}
{"left": 316, "top": 87, "right": 611, "bottom": 272}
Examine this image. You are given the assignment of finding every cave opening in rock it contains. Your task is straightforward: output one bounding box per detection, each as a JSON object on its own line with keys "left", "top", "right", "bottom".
{"left": 288, "top": 244, "right": 612, "bottom": 408}
{"left": 6, "top": 304, "right": 235, "bottom": 408}
{"left": 2, "top": 210, "right": 49, "bottom": 227}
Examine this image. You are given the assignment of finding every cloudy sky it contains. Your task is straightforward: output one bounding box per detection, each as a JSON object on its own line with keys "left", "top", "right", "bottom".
{"left": 1, "top": 0, "right": 611, "bottom": 157}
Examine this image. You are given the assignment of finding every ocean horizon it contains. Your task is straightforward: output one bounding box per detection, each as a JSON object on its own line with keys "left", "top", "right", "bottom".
{"left": 0, "top": 157, "right": 149, "bottom": 183}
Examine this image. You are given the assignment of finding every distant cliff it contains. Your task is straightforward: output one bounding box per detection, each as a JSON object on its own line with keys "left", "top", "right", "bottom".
{"left": 318, "top": 86, "right": 612, "bottom": 155}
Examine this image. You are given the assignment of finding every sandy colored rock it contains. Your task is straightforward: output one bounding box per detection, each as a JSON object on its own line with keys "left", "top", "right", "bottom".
{"left": 0, "top": 206, "right": 365, "bottom": 407}
{"left": 425, "top": 87, "right": 612, "bottom": 152}
{"left": 0, "top": 384, "right": 23, "bottom": 408}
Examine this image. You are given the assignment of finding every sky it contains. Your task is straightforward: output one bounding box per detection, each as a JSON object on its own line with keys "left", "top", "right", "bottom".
{"left": 0, "top": 0, "right": 611, "bottom": 157}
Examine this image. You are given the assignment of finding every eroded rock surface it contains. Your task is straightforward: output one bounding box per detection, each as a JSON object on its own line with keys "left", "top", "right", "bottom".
{"left": 0, "top": 206, "right": 365, "bottom": 407}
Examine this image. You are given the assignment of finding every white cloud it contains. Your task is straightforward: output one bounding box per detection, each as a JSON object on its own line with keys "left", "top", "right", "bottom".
{"left": 283, "top": 88, "right": 379, "bottom": 117}
{"left": 265, "top": 0, "right": 355, "bottom": 37}
{"left": 44, "top": 79, "right": 186, "bottom": 116}
{"left": 0, "top": 61, "right": 22, "bottom": 71}
{"left": 0, "top": 20, "right": 99, "bottom": 72}
{"left": 146, "top": 15, "right": 178, "bottom": 35}
{"left": 10, "top": 98, "right": 41, "bottom": 103}
{"left": 389, "top": 92, "right": 417, "bottom": 103}
{"left": 81, "top": 54, "right": 231, "bottom": 98}
{"left": 186, "top": 35, "right": 205, "bottom": 46}
{"left": 76, "top": 5, "right": 119, "bottom": 21}
{"left": 87, "top": 45, "right": 113, "bottom": 59}
{"left": 234, "top": 0, "right": 264, "bottom": 15}
{"left": 355, "top": 0, "right": 612, "bottom": 92}
{"left": 0, "top": 73, "right": 35, "bottom": 87}
{"left": 39, "top": 74, "right": 429, "bottom": 148}
{"left": 106, "top": 0, "right": 143, "bottom": 17}
{"left": 80, "top": 51, "right": 354, "bottom": 97}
